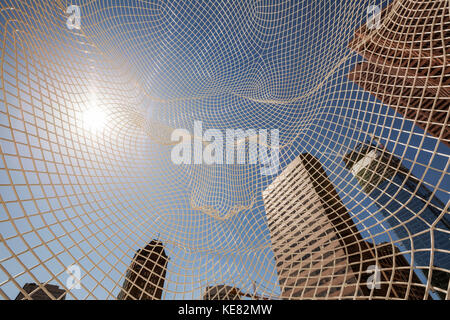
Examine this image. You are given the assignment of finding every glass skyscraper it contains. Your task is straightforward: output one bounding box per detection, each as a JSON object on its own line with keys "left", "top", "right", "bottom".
{"left": 343, "top": 138, "right": 450, "bottom": 298}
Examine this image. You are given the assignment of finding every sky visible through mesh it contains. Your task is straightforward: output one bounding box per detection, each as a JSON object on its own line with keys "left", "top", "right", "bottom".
{"left": 0, "top": 0, "right": 449, "bottom": 299}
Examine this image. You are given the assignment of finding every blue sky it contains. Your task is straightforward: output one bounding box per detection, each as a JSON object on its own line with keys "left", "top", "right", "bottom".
{"left": 0, "top": 0, "right": 448, "bottom": 300}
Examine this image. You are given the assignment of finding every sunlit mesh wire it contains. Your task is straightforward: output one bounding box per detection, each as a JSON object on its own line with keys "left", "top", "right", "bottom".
{"left": 0, "top": 0, "right": 449, "bottom": 300}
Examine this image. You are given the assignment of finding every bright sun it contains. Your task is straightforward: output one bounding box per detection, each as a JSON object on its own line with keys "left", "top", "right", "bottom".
{"left": 82, "top": 95, "right": 107, "bottom": 133}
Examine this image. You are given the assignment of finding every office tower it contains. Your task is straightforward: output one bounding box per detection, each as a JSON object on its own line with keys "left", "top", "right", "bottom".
{"left": 203, "top": 285, "right": 242, "bottom": 300}
{"left": 263, "top": 153, "right": 427, "bottom": 299}
{"left": 15, "top": 283, "right": 66, "bottom": 300}
{"left": 348, "top": 0, "right": 449, "bottom": 146}
{"left": 118, "top": 240, "right": 168, "bottom": 300}
{"left": 373, "top": 242, "right": 430, "bottom": 299}
{"left": 343, "top": 138, "right": 450, "bottom": 298}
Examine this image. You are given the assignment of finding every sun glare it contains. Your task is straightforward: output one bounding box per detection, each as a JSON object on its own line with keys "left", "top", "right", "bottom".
{"left": 83, "top": 107, "right": 106, "bottom": 133}
{"left": 82, "top": 94, "right": 107, "bottom": 133}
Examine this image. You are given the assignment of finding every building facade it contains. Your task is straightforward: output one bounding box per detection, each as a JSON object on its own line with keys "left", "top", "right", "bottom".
{"left": 203, "top": 285, "right": 242, "bottom": 300}
{"left": 15, "top": 283, "right": 66, "bottom": 300}
{"left": 348, "top": 0, "right": 449, "bottom": 146}
{"left": 263, "top": 153, "right": 427, "bottom": 299}
{"left": 343, "top": 138, "right": 450, "bottom": 298}
{"left": 117, "top": 240, "right": 168, "bottom": 300}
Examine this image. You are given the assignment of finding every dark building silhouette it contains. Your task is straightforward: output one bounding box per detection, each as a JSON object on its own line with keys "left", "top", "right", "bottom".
{"left": 118, "top": 240, "right": 168, "bottom": 300}
{"left": 263, "top": 153, "right": 427, "bottom": 299}
{"left": 15, "top": 283, "right": 66, "bottom": 300}
{"left": 348, "top": 0, "right": 449, "bottom": 146}
{"left": 203, "top": 285, "right": 242, "bottom": 300}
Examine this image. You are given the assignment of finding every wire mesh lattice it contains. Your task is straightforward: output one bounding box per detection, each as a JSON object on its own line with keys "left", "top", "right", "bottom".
{"left": 0, "top": 0, "right": 449, "bottom": 300}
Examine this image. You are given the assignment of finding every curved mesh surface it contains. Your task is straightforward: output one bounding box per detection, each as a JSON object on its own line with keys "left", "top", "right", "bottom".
{"left": 0, "top": 0, "right": 449, "bottom": 300}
